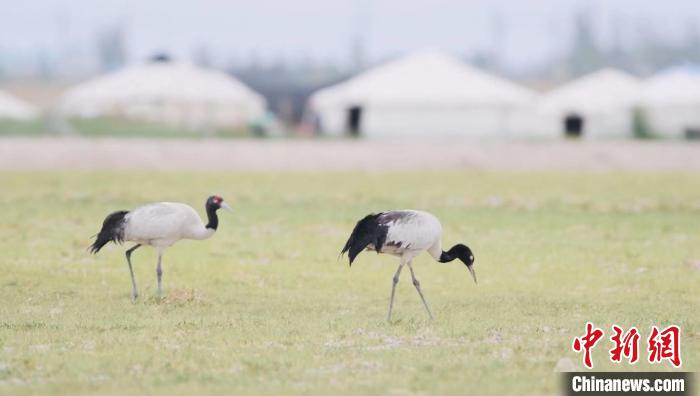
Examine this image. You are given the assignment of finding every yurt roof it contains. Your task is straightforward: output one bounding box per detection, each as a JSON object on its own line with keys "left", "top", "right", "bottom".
{"left": 310, "top": 51, "right": 535, "bottom": 108}
{"left": 641, "top": 64, "right": 700, "bottom": 106}
{"left": 539, "top": 68, "right": 641, "bottom": 113}
{"left": 61, "top": 61, "right": 265, "bottom": 114}
{"left": 0, "top": 90, "right": 38, "bottom": 120}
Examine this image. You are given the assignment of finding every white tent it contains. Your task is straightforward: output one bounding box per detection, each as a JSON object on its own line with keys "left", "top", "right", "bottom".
{"left": 60, "top": 61, "right": 265, "bottom": 129}
{"left": 0, "top": 90, "right": 38, "bottom": 120}
{"left": 536, "top": 68, "right": 641, "bottom": 139}
{"left": 640, "top": 65, "right": 700, "bottom": 138}
{"left": 308, "top": 51, "right": 536, "bottom": 138}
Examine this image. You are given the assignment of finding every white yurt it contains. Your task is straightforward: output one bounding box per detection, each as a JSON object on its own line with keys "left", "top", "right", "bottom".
{"left": 640, "top": 64, "right": 700, "bottom": 138}
{"left": 308, "top": 51, "right": 536, "bottom": 138}
{"left": 60, "top": 59, "right": 266, "bottom": 129}
{"left": 536, "top": 68, "right": 641, "bottom": 139}
{"left": 0, "top": 90, "right": 38, "bottom": 120}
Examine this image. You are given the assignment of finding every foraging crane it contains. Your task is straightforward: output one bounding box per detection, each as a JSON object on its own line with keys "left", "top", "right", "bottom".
{"left": 89, "top": 195, "right": 232, "bottom": 301}
{"left": 341, "top": 210, "right": 476, "bottom": 321}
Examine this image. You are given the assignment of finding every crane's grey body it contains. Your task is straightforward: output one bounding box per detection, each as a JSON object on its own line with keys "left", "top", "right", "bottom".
{"left": 124, "top": 202, "right": 216, "bottom": 248}
{"left": 342, "top": 209, "right": 475, "bottom": 321}
{"left": 90, "top": 196, "right": 230, "bottom": 301}
{"left": 365, "top": 210, "right": 443, "bottom": 260}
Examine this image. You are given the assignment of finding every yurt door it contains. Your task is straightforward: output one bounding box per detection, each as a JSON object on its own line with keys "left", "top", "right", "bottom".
{"left": 564, "top": 113, "right": 584, "bottom": 138}
{"left": 346, "top": 106, "right": 363, "bottom": 136}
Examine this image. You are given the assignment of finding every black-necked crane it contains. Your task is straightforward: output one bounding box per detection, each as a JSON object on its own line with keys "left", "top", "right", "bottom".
{"left": 89, "top": 195, "right": 232, "bottom": 301}
{"left": 341, "top": 210, "right": 476, "bottom": 321}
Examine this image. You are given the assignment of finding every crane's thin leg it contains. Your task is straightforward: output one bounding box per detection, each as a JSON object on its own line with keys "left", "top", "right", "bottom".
{"left": 125, "top": 244, "right": 141, "bottom": 302}
{"left": 387, "top": 261, "right": 405, "bottom": 322}
{"left": 408, "top": 262, "right": 433, "bottom": 320}
{"left": 156, "top": 249, "right": 164, "bottom": 299}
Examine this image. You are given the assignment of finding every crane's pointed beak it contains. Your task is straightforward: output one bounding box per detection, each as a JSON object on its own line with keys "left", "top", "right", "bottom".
{"left": 220, "top": 201, "right": 233, "bottom": 212}
{"left": 467, "top": 264, "right": 477, "bottom": 285}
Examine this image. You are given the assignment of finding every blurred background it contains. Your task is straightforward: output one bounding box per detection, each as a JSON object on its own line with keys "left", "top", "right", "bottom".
{"left": 1, "top": 0, "right": 700, "bottom": 141}
{"left": 2, "top": 5, "right": 698, "bottom": 394}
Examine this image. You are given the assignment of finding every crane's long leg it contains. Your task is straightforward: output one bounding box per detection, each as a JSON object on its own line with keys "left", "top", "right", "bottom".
{"left": 125, "top": 244, "right": 141, "bottom": 302}
{"left": 387, "top": 260, "right": 405, "bottom": 322}
{"left": 156, "top": 249, "right": 164, "bottom": 299}
{"left": 408, "top": 262, "right": 433, "bottom": 320}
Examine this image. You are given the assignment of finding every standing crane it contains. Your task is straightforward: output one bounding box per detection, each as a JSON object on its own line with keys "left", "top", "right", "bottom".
{"left": 341, "top": 210, "right": 476, "bottom": 321}
{"left": 89, "top": 195, "right": 232, "bottom": 301}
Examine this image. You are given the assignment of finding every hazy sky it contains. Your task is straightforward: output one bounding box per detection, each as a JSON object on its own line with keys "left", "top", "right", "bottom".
{"left": 1, "top": 0, "right": 699, "bottom": 69}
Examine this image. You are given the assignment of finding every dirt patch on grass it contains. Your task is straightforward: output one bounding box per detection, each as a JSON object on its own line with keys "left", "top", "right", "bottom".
{"left": 1, "top": 137, "right": 699, "bottom": 171}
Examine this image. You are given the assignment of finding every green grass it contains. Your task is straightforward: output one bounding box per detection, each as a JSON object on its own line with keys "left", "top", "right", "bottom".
{"left": 0, "top": 120, "right": 50, "bottom": 136}
{"left": 0, "top": 171, "right": 698, "bottom": 395}
{"left": 68, "top": 118, "right": 253, "bottom": 139}
{"left": 0, "top": 118, "right": 255, "bottom": 138}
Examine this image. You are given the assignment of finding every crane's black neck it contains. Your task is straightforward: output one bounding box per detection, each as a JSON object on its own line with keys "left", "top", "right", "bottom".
{"left": 205, "top": 205, "right": 219, "bottom": 230}
{"left": 439, "top": 250, "right": 456, "bottom": 263}
{"left": 439, "top": 244, "right": 473, "bottom": 264}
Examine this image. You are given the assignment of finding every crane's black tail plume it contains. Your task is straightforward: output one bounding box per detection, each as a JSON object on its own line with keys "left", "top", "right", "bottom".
{"left": 89, "top": 210, "right": 129, "bottom": 254}
{"left": 341, "top": 213, "right": 388, "bottom": 266}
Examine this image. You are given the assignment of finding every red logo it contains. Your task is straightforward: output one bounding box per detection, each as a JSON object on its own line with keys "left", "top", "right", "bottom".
{"left": 572, "top": 323, "right": 681, "bottom": 369}
{"left": 609, "top": 325, "right": 640, "bottom": 364}
{"left": 572, "top": 322, "right": 605, "bottom": 369}
{"left": 647, "top": 325, "right": 682, "bottom": 368}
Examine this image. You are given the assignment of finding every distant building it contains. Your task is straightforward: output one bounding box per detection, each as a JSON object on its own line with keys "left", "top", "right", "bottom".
{"left": 0, "top": 89, "right": 38, "bottom": 120}
{"left": 308, "top": 51, "right": 536, "bottom": 139}
{"left": 640, "top": 64, "right": 700, "bottom": 139}
{"left": 537, "top": 68, "right": 641, "bottom": 139}
{"left": 60, "top": 58, "right": 265, "bottom": 129}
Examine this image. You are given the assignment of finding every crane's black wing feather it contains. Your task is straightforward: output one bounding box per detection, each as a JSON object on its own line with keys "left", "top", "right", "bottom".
{"left": 89, "top": 210, "right": 129, "bottom": 254}
{"left": 341, "top": 213, "right": 389, "bottom": 266}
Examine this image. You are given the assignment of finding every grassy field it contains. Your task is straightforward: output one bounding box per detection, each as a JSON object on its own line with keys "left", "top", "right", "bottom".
{"left": 0, "top": 120, "right": 50, "bottom": 137}
{"left": 0, "top": 118, "right": 254, "bottom": 139}
{"left": 0, "top": 171, "right": 698, "bottom": 395}
{"left": 67, "top": 118, "right": 254, "bottom": 139}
